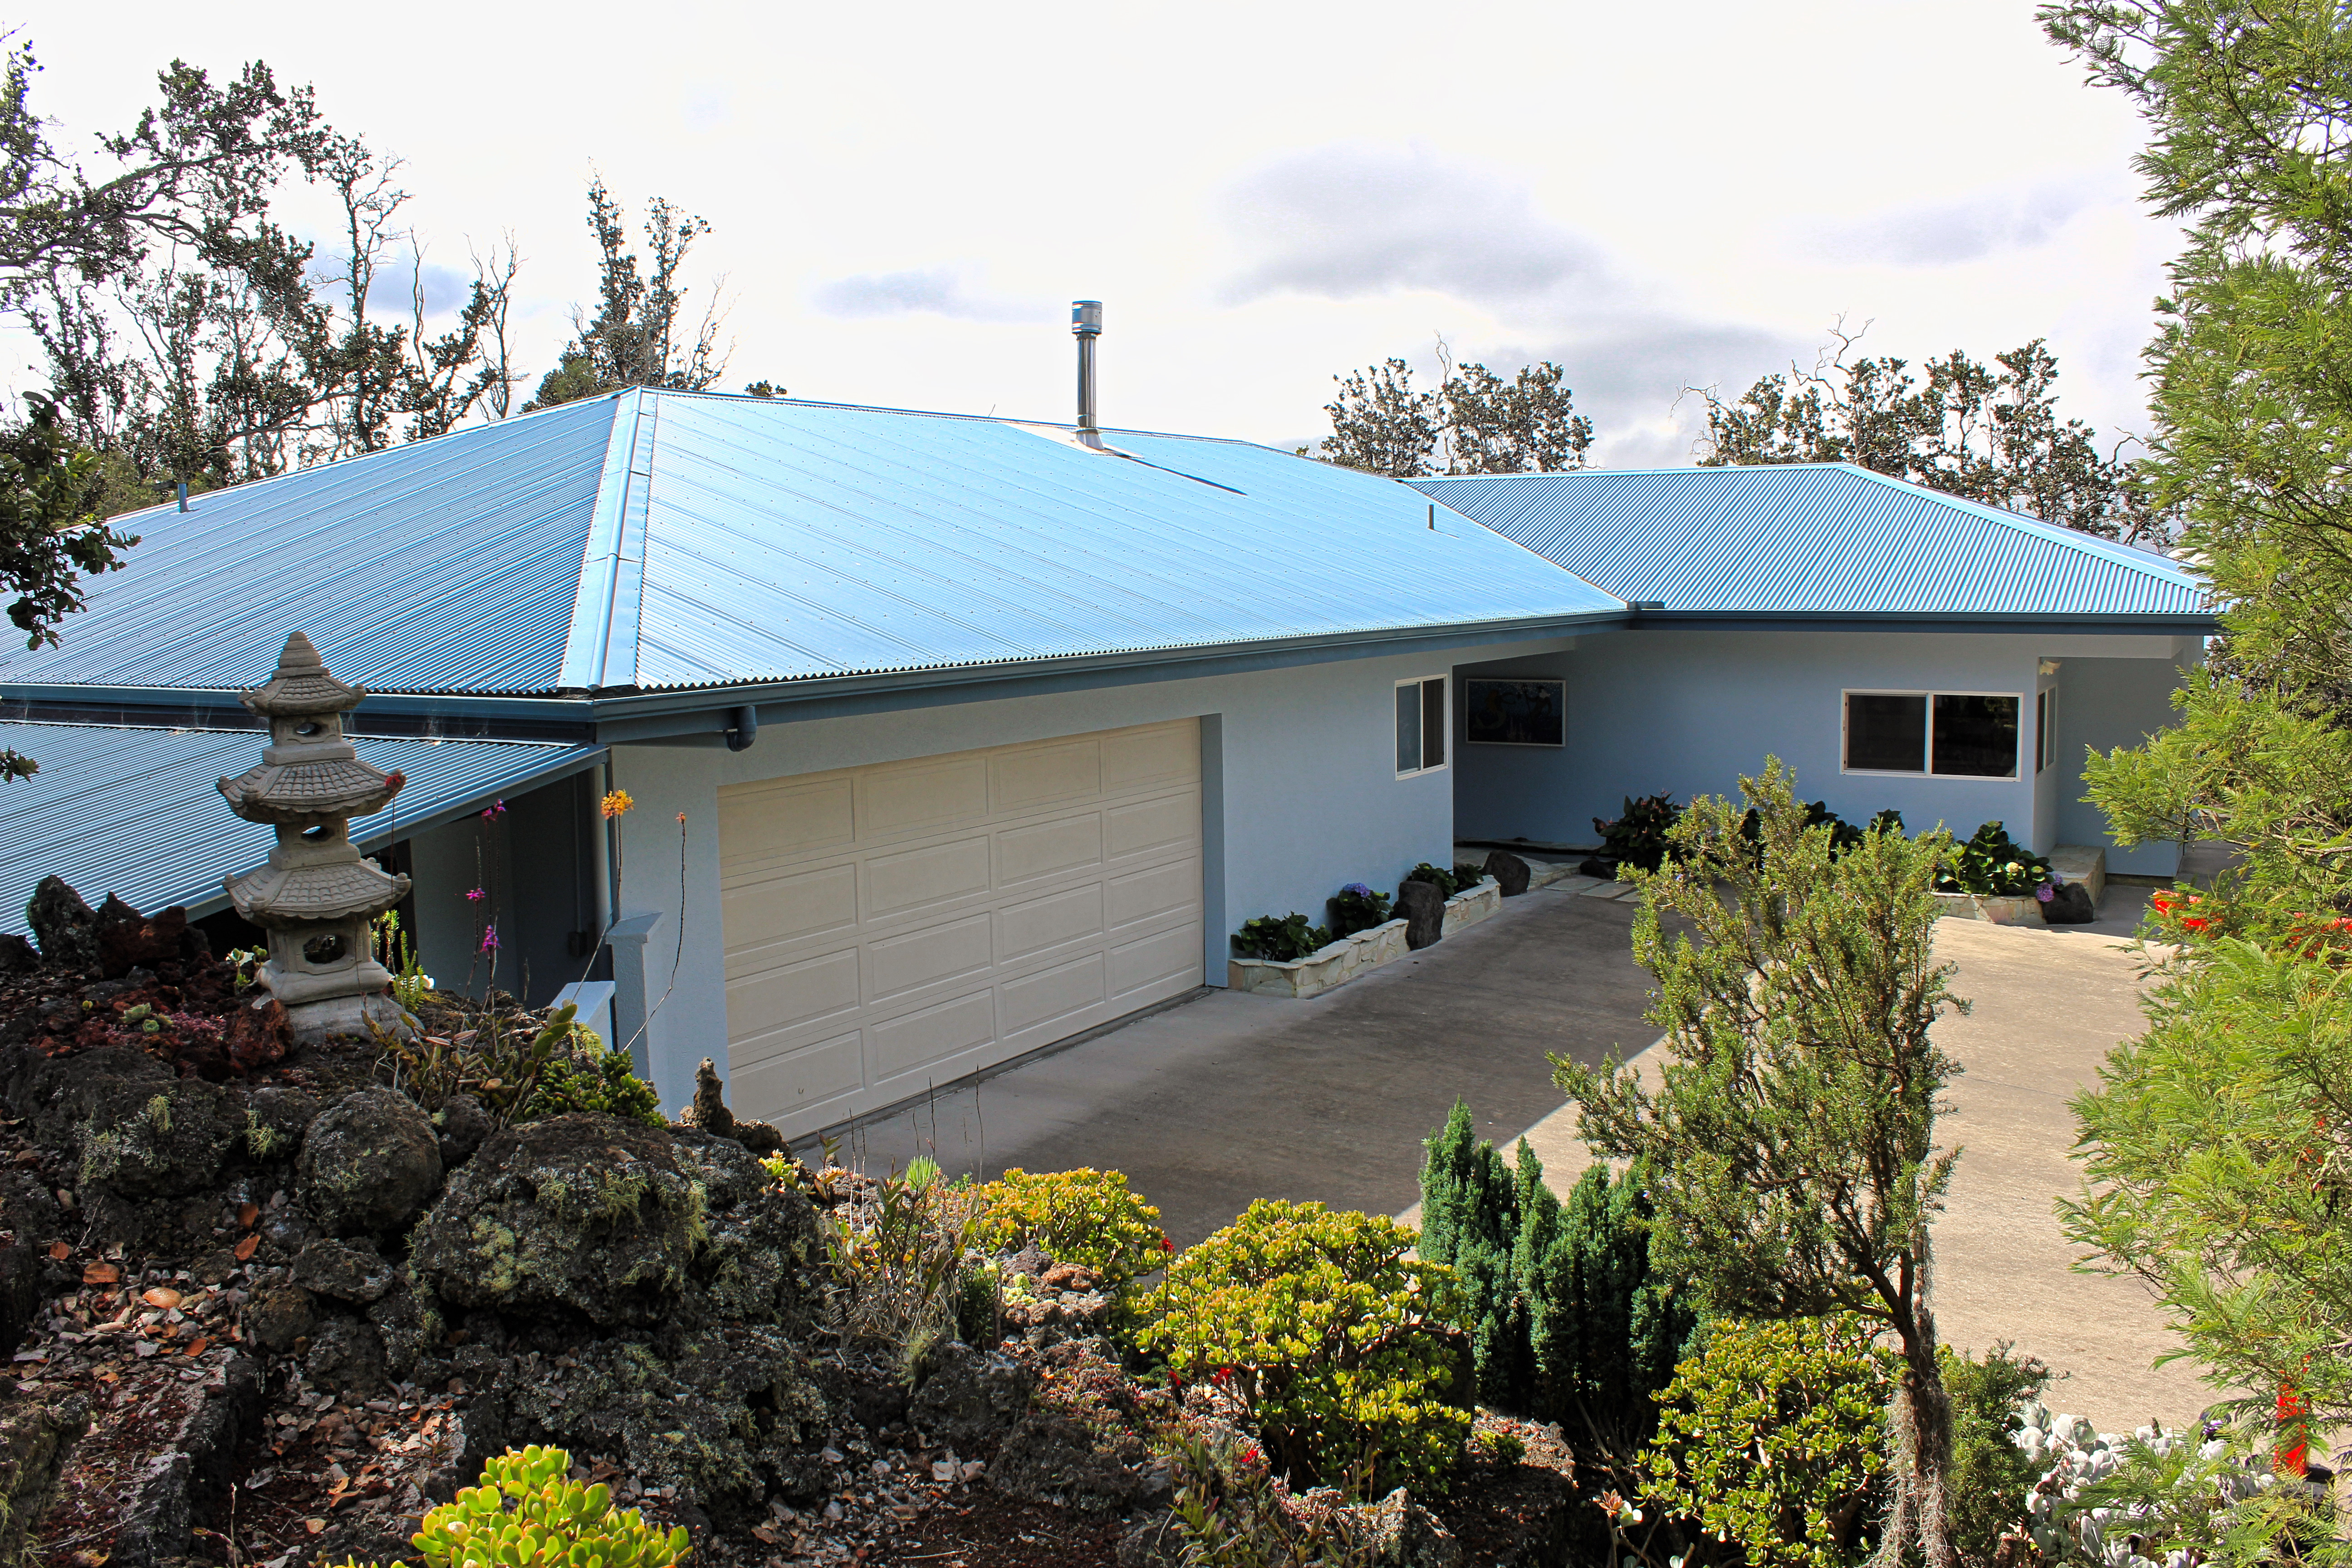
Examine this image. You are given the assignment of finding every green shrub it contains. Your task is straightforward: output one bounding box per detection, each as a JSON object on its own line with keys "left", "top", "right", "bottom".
{"left": 1233, "top": 912, "right": 1334, "bottom": 962}
{"left": 361, "top": 1443, "right": 689, "bottom": 1568}
{"left": 1399, "top": 862, "right": 1489, "bottom": 900}
{"left": 520, "top": 1031, "right": 664, "bottom": 1127}
{"left": 1941, "top": 1342, "right": 2052, "bottom": 1562}
{"left": 967, "top": 1167, "right": 1169, "bottom": 1295}
{"left": 1592, "top": 794, "right": 1681, "bottom": 872}
{"left": 1416, "top": 1102, "right": 1698, "bottom": 1450}
{"left": 1327, "top": 882, "right": 1393, "bottom": 938}
{"left": 1937, "top": 820, "right": 2052, "bottom": 897}
{"left": 1137, "top": 1199, "right": 1469, "bottom": 1494}
{"left": 1640, "top": 1317, "right": 1893, "bottom": 1568}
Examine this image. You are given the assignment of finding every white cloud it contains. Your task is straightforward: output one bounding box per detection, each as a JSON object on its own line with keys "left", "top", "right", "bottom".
{"left": 1807, "top": 174, "right": 2117, "bottom": 267}
{"left": 809, "top": 264, "right": 1050, "bottom": 323}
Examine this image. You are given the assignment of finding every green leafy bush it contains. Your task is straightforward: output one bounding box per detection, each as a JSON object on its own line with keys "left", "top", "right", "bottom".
{"left": 967, "top": 1166, "right": 1169, "bottom": 1295}
{"left": 1399, "top": 862, "right": 1491, "bottom": 900}
{"left": 1326, "top": 882, "right": 1393, "bottom": 938}
{"left": 520, "top": 1030, "right": 664, "bottom": 1127}
{"left": 1416, "top": 1102, "right": 1698, "bottom": 1452}
{"left": 352, "top": 1443, "right": 689, "bottom": 1568}
{"left": 1592, "top": 793, "right": 1682, "bottom": 872}
{"left": 1941, "top": 1342, "right": 2053, "bottom": 1562}
{"left": 1233, "top": 912, "right": 1335, "bottom": 962}
{"left": 1937, "top": 820, "right": 2052, "bottom": 897}
{"left": 1137, "top": 1199, "right": 1469, "bottom": 1494}
{"left": 1736, "top": 802, "right": 1905, "bottom": 863}
{"left": 1640, "top": 1317, "right": 1893, "bottom": 1568}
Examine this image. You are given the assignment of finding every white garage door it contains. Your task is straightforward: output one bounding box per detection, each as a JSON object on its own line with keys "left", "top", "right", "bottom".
{"left": 718, "top": 718, "right": 1204, "bottom": 1136}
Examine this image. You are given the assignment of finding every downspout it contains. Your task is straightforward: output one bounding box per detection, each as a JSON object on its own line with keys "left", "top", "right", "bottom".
{"left": 726, "top": 704, "right": 759, "bottom": 752}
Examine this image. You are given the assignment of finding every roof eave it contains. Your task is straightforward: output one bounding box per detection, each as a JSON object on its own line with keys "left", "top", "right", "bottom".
{"left": 1623, "top": 608, "right": 2219, "bottom": 634}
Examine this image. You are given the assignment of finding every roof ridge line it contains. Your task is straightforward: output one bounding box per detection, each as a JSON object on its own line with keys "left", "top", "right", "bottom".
{"left": 1830, "top": 463, "right": 2198, "bottom": 584}
{"left": 557, "top": 390, "right": 650, "bottom": 691}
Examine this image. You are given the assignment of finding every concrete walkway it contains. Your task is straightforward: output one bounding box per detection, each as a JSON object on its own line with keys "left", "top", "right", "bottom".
{"left": 841, "top": 877, "right": 2212, "bottom": 1432}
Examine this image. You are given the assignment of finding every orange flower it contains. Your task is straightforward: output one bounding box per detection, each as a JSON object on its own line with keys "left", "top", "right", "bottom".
{"left": 600, "top": 789, "right": 635, "bottom": 819}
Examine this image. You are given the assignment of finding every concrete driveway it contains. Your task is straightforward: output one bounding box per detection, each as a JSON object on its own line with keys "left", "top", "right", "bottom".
{"left": 838, "top": 875, "right": 2210, "bottom": 1432}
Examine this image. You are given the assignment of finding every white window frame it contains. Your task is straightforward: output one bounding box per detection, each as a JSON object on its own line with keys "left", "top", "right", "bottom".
{"left": 2036, "top": 686, "right": 2058, "bottom": 774}
{"left": 1840, "top": 688, "right": 2025, "bottom": 781}
{"left": 1395, "top": 674, "right": 1450, "bottom": 779}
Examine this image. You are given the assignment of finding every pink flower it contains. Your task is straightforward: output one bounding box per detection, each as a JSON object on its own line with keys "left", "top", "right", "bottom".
{"left": 465, "top": 887, "right": 486, "bottom": 903}
{"left": 481, "top": 799, "right": 506, "bottom": 819}
{"left": 479, "top": 924, "right": 499, "bottom": 953}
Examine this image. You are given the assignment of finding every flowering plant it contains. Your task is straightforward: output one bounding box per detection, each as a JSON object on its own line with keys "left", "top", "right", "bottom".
{"left": 1328, "top": 881, "right": 1393, "bottom": 938}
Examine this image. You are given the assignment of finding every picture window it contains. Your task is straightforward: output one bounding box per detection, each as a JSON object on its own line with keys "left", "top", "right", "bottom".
{"left": 1842, "top": 689, "right": 2020, "bottom": 779}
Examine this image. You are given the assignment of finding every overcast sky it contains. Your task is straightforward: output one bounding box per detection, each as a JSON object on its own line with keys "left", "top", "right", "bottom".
{"left": 10, "top": 0, "right": 2177, "bottom": 466}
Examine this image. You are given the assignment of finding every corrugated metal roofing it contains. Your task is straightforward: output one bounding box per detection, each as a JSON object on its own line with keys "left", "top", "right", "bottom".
{"left": 1408, "top": 465, "right": 2209, "bottom": 619}
{"left": 0, "top": 723, "right": 602, "bottom": 934}
{"left": 0, "top": 390, "right": 1623, "bottom": 699}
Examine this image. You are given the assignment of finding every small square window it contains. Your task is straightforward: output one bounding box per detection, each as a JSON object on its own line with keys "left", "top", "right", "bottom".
{"left": 1843, "top": 689, "right": 2024, "bottom": 779}
{"left": 1933, "top": 694, "right": 2019, "bottom": 778}
{"left": 1396, "top": 676, "right": 1448, "bottom": 777}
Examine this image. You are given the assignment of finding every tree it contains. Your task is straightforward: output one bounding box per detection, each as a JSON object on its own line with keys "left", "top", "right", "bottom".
{"left": 0, "top": 394, "right": 138, "bottom": 779}
{"left": 527, "top": 180, "right": 728, "bottom": 410}
{"left": 1694, "top": 324, "right": 2164, "bottom": 542}
{"left": 1318, "top": 345, "right": 1594, "bottom": 476}
{"left": 2036, "top": 0, "right": 2352, "bottom": 1513}
{"left": 5, "top": 39, "right": 520, "bottom": 497}
{"left": 1553, "top": 760, "right": 1968, "bottom": 1568}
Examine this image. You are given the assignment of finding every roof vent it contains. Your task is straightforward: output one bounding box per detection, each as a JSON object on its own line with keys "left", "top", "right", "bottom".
{"left": 1072, "top": 300, "right": 1102, "bottom": 447}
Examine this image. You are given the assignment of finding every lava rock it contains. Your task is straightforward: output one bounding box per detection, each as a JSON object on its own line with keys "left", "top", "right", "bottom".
{"left": 93, "top": 897, "right": 190, "bottom": 981}
{"left": 2043, "top": 882, "right": 2097, "bottom": 925}
{"left": 18, "top": 1048, "right": 242, "bottom": 1200}
{"left": 239, "top": 1085, "right": 319, "bottom": 1162}
{"left": 1395, "top": 879, "right": 1446, "bottom": 951}
{"left": 294, "top": 1236, "right": 396, "bottom": 1303}
{"left": 25, "top": 876, "right": 98, "bottom": 974}
{"left": 666, "top": 1129, "right": 824, "bottom": 1327}
{"left": 1352, "top": 1486, "right": 1465, "bottom": 1566}
{"left": 304, "top": 1317, "right": 388, "bottom": 1396}
{"left": 433, "top": 1093, "right": 493, "bottom": 1168}
{"left": 0, "top": 935, "right": 35, "bottom": 976}
{"left": 0, "top": 1393, "right": 92, "bottom": 1567}
{"left": 1483, "top": 850, "right": 1532, "bottom": 897}
{"left": 0, "top": 1236, "right": 40, "bottom": 1356}
{"left": 1577, "top": 856, "right": 1617, "bottom": 880}
{"left": 990, "top": 1411, "right": 1171, "bottom": 1513}
{"left": 299, "top": 1088, "right": 442, "bottom": 1236}
{"left": 245, "top": 1285, "right": 316, "bottom": 1352}
{"left": 676, "top": 1057, "right": 785, "bottom": 1158}
{"left": 409, "top": 1112, "right": 703, "bottom": 1327}
{"left": 910, "top": 1340, "right": 1035, "bottom": 1450}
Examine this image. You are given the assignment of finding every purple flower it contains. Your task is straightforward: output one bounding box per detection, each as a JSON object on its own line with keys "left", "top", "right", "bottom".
{"left": 480, "top": 799, "right": 506, "bottom": 819}
{"left": 479, "top": 923, "right": 499, "bottom": 953}
{"left": 1342, "top": 883, "right": 1374, "bottom": 898}
{"left": 465, "top": 887, "right": 486, "bottom": 903}
{"left": 2036, "top": 884, "right": 2056, "bottom": 903}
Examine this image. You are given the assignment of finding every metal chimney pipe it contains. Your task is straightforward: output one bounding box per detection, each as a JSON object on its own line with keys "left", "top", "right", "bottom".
{"left": 1072, "top": 299, "right": 1102, "bottom": 441}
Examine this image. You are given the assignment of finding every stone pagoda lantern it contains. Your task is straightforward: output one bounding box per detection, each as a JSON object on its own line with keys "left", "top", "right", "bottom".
{"left": 219, "top": 632, "right": 414, "bottom": 1042}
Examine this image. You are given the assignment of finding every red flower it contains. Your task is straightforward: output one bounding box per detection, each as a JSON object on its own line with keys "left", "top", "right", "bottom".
{"left": 2279, "top": 1384, "right": 2311, "bottom": 1477}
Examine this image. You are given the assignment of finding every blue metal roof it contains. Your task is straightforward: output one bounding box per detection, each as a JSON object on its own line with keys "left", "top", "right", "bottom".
{"left": 1408, "top": 464, "right": 2210, "bottom": 621}
{"left": 0, "top": 723, "right": 603, "bottom": 933}
{"left": 0, "top": 390, "right": 1624, "bottom": 699}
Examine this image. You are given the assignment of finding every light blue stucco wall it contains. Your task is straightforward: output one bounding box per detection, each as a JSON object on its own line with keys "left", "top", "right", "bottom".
{"left": 1452, "top": 629, "right": 2198, "bottom": 863}
{"left": 2053, "top": 655, "right": 2193, "bottom": 877}
{"left": 602, "top": 638, "right": 1569, "bottom": 1109}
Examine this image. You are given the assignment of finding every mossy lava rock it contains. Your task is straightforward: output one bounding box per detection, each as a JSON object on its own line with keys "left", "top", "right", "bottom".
{"left": 299, "top": 1088, "right": 443, "bottom": 1235}
{"left": 410, "top": 1113, "right": 708, "bottom": 1327}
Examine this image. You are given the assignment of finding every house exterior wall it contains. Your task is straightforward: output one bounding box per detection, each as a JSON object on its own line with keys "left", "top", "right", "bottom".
{"left": 1452, "top": 629, "right": 2197, "bottom": 862}
{"left": 600, "top": 638, "right": 1570, "bottom": 1110}
{"left": 407, "top": 772, "right": 599, "bottom": 1009}
{"left": 2052, "top": 654, "right": 2195, "bottom": 877}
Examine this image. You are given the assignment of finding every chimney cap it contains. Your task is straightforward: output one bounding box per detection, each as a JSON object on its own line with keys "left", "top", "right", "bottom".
{"left": 1071, "top": 299, "right": 1102, "bottom": 337}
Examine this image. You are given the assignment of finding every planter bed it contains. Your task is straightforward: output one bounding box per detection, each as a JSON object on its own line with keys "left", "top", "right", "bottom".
{"left": 1441, "top": 876, "right": 1503, "bottom": 936}
{"left": 1932, "top": 890, "right": 2045, "bottom": 926}
{"left": 1228, "top": 918, "right": 1410, "bottom": 998}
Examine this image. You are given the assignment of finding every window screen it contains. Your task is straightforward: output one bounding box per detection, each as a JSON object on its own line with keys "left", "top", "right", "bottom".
{"left": 1933, "top": 694, "right": 2019, "bottom": 778}
{"left": 1421, "top": 678, "right": 1446, "bottom": 771}
{"left": 1396, "top": 682, "right": 1421, "bottom": 774}
{"left": 1845, "top": 693, "right": 1927, "bottom": 773}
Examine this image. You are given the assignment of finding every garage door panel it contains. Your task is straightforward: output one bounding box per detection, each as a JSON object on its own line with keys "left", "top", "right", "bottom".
{"left": 1104, "top": 859, "right": 1196, "bottom": 931}
{"left": 997, "top": 882, "right": 1105, "bottom": 963}
{"left": 719, "top": 775, "right": 855, "bottom": 871}
{"left": 995, "top": 812, "right": 1103, "bottom": 886}
{"left": 869, "top": 989, "right": 996, "bottom": 1081}
{"left": 1102, "top": 725, "right": 1199, "bottom": 791}
{"left": 993, "top": 738, "right": 1102, "bottom": 811}
{"left": 867, "top": 911, "right": 994, "bottom": 1002}
{"left": 1110, "top": 921, "right": 1202, "bottom": 1002}
{"left": 1000, "top": 951, "right": 1107, "bottom": 1036}
{"left": 720, "top": 718, "right": 1201, "bottom": 1136}
{"left": 722, "top": 861, "right": 858, "bottom": 956}
{"left": 862, "top": 756, "right": 989, "bottom": 836}
{"left": 1105, "top": 792, "right": 1199, "bottom": 859}
{"left": 726, "top": 946, "right": 862, "bottom": 1041}
{"left": 731, "top": 1028, "right": 864, "bottom": 1115}
{"left": 866, "top": 834, "right": 991, "bottom": 918}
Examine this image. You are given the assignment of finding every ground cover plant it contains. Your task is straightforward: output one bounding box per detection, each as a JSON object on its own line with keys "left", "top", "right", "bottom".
{"left": 1232, "top": 912, "right": 1334, "bottom": 962}
{"left": 1935, "top": 819, "right": 2053, "bottom": 898}
{"left": 1326, "top": 882, "right": 1392, "bottom": 938}
{"left": 1592, "top": 793, "right": 1683, "bottom": 873}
